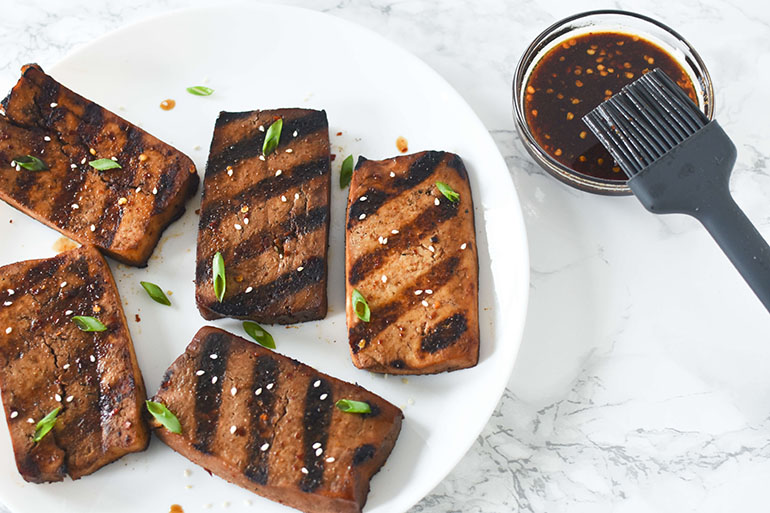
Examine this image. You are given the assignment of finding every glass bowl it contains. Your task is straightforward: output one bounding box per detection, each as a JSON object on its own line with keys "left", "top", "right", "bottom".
{"left": 513, "top": 10, "right": 714, "bottom": 195}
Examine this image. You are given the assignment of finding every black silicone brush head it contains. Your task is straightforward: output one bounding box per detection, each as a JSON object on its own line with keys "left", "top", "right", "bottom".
{"left": 583, "top": 68, "right": 710, "bottom": 176}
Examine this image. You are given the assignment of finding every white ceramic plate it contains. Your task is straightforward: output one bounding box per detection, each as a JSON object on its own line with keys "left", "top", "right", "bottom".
{"left": 0, "top": 4, "right": 528, "bottom": 513}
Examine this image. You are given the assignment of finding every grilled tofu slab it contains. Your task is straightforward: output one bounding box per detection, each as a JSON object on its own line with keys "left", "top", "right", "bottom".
{"left": 151, "top": 326, "right": 402, "bottom": 513}
{"left": 0, "top": 245, "right": 149, "bottom": 483}
{"left": 196, "top": 109, "right": 330, "bottom": 324}
{"left": 345, "top": 151, "right": 480, "bottom": 374}
{"left": 0, "top": 64, "right": 199, "bottom": 267}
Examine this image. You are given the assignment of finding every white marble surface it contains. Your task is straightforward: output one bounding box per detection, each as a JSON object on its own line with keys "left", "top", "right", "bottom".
{"left": 2, "top": 0, "right": 770, "bottom": 512}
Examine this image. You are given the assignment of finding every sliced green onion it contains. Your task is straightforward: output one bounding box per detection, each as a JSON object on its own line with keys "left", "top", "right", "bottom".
{"left": 186, "top": 86, "right": 214, "bottom": 96}
{"left": 33, "top": 407, "right": 61, "bottom": 442}
{"left": 436, "top": 181, "right": 460, "bottom": 203}
{"left": 145, "top": 400, "right": 182, "bottom": 434}
{"left": 13, "top": 155, "right": 47, "bottom": 171}
{"left": 213, "top": 252, "right": 226, "bottom": 302}
{"left": 89, "top": 158, "right": 121, "bottom": 170}
{"left": 140, "top": 281, "right": 171, "bottom": 306}
{"left": 72, "top": 316, "right": 107, "bottom": 332}
{"left": 339, "top": 154, "right": 354, "bottom": 188}
{"left": 352, "top": 289, "right": 370, "bottom": 323}
{"left": 335, "top": 399, "right": 371, "bottom": 414}
{"left": 262, "top": 118, "right": 283, "bottom": 155}
{"left": 243, "top": 321, "right": 276, "bottom": 349}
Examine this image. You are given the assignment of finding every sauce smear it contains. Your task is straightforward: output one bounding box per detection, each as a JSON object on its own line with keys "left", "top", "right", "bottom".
{"left": 525, "top": 32, "right": 697, "bottom": 181}
{"left": 160, "top": 99, "right": 176, "bottom": 111}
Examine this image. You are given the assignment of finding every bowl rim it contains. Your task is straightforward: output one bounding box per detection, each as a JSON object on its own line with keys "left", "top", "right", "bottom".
{"left": 512, "top": 9, "right": 715, "bottom": 196}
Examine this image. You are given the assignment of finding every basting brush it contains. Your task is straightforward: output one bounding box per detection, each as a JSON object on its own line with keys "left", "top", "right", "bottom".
{"left": 583, "top": 68, "right": 770, "bottom": 312}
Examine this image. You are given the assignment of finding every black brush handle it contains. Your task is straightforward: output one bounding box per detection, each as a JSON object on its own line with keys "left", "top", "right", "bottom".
{"left": 696, "top": 192, "right": 770, "bottom": 311}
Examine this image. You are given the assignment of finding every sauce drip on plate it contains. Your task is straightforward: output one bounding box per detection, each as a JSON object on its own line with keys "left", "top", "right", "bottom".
{"left": 524, "top": 31, "right": 697, "bottom": 181}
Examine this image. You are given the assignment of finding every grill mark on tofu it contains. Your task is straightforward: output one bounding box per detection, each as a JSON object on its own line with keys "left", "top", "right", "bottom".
{"left": 196, "top": 205, "right": 328, "bottom": 281}
{"left": 420, "top": 314, "right": 468, "bottom": 353}
{"left": 211, "top": 256, "right": 325, "bottom": 317}
{"left": 199, "top": 157, "right": 328, "bottom": 227}
{"left": 348, "top": 200, "right": 459, "bottom": 285}
{"left": 206, "top": 111, "right": 328, "bottom": 178}
{"left": 349, "top": 256, "right": 460, "bottom": 353}
{"left": 347, "top": 151, "right": 444, "bottom": 229}
{"left": 299, "top": 377, "right": 333, "bottom": 493}
{"left": 193, "top": 331, "right": 231, "bottom": 454}
{"left": 243, "top": 355, "right": 280, "bottom": 485}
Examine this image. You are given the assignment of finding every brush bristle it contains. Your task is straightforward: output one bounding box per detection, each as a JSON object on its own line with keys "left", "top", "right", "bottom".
{"left": 583, "top": 68, "right": 708, "bottom": 176}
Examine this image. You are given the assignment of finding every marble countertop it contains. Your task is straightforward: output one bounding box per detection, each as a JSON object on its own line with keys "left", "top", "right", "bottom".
{"left": 3, "top": 0, "right": 770, "bottom": 512}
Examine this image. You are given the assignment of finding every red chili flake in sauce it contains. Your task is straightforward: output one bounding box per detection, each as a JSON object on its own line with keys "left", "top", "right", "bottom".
{"left": 135, "top": 314, "right": 141, "bottom": 322}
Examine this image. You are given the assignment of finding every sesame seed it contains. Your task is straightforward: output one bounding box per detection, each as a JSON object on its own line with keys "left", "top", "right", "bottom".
{"left": 294, "top": 193, "right": 299, "bottom": 200}
{"left": 320, "top": 393, "right": 328, "bottom": 400}
{"left": 27, "top": 418, "right": 35, "bottom": 424}
{"left": 111, "top": 156, "right": 118, "bottom": 161}
{"left": 5, "top": 327, "right": 12, "bottom": 334}
{"left": 90, "top": 225, "right": 96, "bottom": 232}
{"left": 285, "top": 149, "right": 293, "bottom": 153}
{"left": 135, "top": 187, "right": 142, "bottom": 193}
{"left": 422, "top": 300, "right": 429, "bottom": 307}
{"left": 71, "top": 203, "right": 79, "bottom": 209}
{"left": 382, "top": 237, "right": 388, "bottom": 244}
{"left": 89, "top": 148, "right": 96, "bottom": 155}
{"left": 90, "top": 355, "right": 95, "bottom": 363}
{"left": 3, "top": 301, "right": 10, "bottom": 306}
{"left": 359, "top": 213, "right": 366, "bottom": 220}
{"left": 425, "top": 289, "right": 433, "bottom": 294}
{"left": 312, "top": 442, "right": 321, "bottom": 449}
{"left": 231, "top": 387, "right": 238, "bottom": 396}
{"left": 378, "top": 236, "right": 384, "bottom": 244}
{"left": 390, "top": 171, "right": 396, "bottom": 177}
{"left": 460, "top": 243, "right": 467, "bottom": 250}
{"left": 281, "top": 195, "right": 287, "bottom": 202}
{"left": 70, "top": 163, "right": 77, "bottom": 169}
{"left": 315, "top": 447, "right": 323, "bottom": 456}
{"left": 234, "top": 223, "right": 242, "bottom": 230}
{"left": 381, "top": 275, "right": 388, "bottom": 283}
{"left": 415, "top": 290, "right": 423, "bottom": 295}
{"left": 260, "top": 442, "right": 270, "bottom": 451}
{"left": 255, "top": 387, "right": 262, "bottom": 395}
{"left": 326, "top": 457, "right": 335, "bottom": 463}
{"left": 391, "top": 229, "right": 399, "bottom": 234}
{"left": 313, "top": 380, "right": 321, "bottom": 388}
{"left": 7, "top": 289, "right": 14, "bottom": 295}
{"left": 117, "top": 197, "right": 127, "bottom": 205}
{"left": 63, "top": 363, "right": 71, "bottom": 370}
{"left": 428, "top": 245, "right": 435, "bottom": 253}
{"left": 196, "top": 370, "right": 205, "bottom": 376}
{"left": 81, "top": 157, "right": 87, "bottom": 164}
{"left": 152, "top": 187, "right": 158, "bottom": 195}
{"left": 60, "top": 281, "right": 67, "bottom": 288}
{"left": 44, "top": 136, "right": 51, "bottom": 142}
{"left": 258, "top": 125, "right": 265, "bottom": 132}
{"left": 297, "top": 266, "right": 304, "bottom": 272}
{"left": 65, "top": 310, "right": 73, "bottom": 316}
{"left": 15, "top": 165, "right": 20, "bottom": 171}
{"left": 10, "top": 411, "right": 18, "bottom": 419}
{"left": 434, "top": 198, "right": 440, "bottom": 206}
{"left": 210, "top": 353, "right": 218, "bottom": 359}
{"left": 301, "top": 467, "right": 309, "bottom": 474}
{"left": 293, "top": 130, "right": 298, "bottom": 137}
{"left": 240, "top": 205, "right": 249, "bottom": 213}
{"left": 360, "top": 196, "right": 368, "bottom": 202}
{"left": 55, "top": 394, "right": 62, "bottom": 402}
{"left": 211, "top": 376, "right": 218, "bottom": 384}
{"left": 244, "top": 218, "right": 249, "bottom": 225}
{"left": 227, "top": 169, "right": 233, "bottom": 176}
{"left": 266, "top": 383, "right": 274, "bottom": 390}
{"left": 66, "top": 395, "right": 74, "bottom": 402}
{"left": 138, "top": 154, "right": 148, "bottom": 162}
{"left": 50, "top": 102, "right": 58, "bottom": 108}
{"left": 258, "top": 155, "right": 265, "bottom": 161}
{"left": 230, "top": 425, "right": 237, "bottom": 434}
{"left": 184, "top": 469, "right": 191, "bottom": 477}
{"left": 245, "top": 286, "right": 253, "bottom": 293}
{"left": 275, "top": 169, "right": 282, "bottom": 176}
